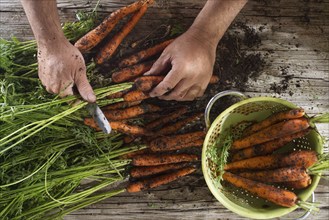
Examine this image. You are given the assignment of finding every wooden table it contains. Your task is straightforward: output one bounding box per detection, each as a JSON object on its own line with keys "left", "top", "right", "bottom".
{"left": 1, "top": 0, "right": 328, "bottom": 219}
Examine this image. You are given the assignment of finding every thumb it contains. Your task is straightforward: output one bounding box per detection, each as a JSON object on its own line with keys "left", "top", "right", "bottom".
{"left": 75, "top": 74, "right": 96, "bottom": 103}
{"left": 144, "top": 53, "right": 171, "bottom": 76}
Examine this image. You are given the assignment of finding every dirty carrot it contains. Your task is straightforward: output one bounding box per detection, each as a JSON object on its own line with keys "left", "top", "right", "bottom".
{"left": 145, "top": 106, "right": 188, "bottom": 130}
{"left": 83, "top": 117, "right": 101, "bottom": 131}
{"left": 123, "top": 135, "right": 137, "bottom": 144}
{"left": 129, "top": 162, "right": 190, "bottom": 178}
{"left": 134, "top": 75, "right": 165, "bottom": 92}
{"left": 209, "top": 75, "right": 220, "bottom": 84}
{"left": 244, "top": 108, "right": 305, "bottom": 136}
{"left": 102, "top": 100, "right": 142, "bottom": 110}
{"left": 119, "top": 38, "right": 175, "bottom": 67}
{"left": 224, "top": 150, "right": 318, "bottom": 171}
{"left": 110, "top": 121, "right": 152, "bottom": 136}
{"left": 150, "top": 138, "right": 204, "bottom": 152}
{"left": 123, "top": 90, "right": 150, "bottom": 102}
{"left": 231, "top": 128, "right": 311, "bottom": 161}
{"left": 231, "top": 117, "right": 310, "bottom": 150}
{"left": 74, "top": 0, "right": 149, "bottom": 52}
{"left": 132, "top": 153, "right": 198, "bottom": 166}
{"left": 127, "top": 166, "right": 196, "bottom": 193}
{"left": 283, "top": 174, "right": 312, "bottom": 189}
{"left": 149, "top": 131, "right": 206, "bottom": 152}
{"left": 104, "top": 103, "right": 161, "bottom": 120}
{"left": 238, "top": 167, "right": 308, "bottom": 183}
{"left": 156, "top": 112, "right": 204, "bottom": 136}
{"left": 112, "top": 60, "right": 154, "bottom": 83}
{"left": 106, "top": 88, "right": 131, "bottom": 99}
{"left": 222, "top": 172, "right": 298, "bottom": 207}
{"left": 95, "top": 1, "right": 154, "bottom": 64}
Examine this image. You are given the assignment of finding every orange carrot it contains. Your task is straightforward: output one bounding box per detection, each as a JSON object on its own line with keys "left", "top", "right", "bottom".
{"left": 244, "top": 108, "right": 305, "bottom": 136}
{"left": 102, "top": 100, "right": 142, "bottom": 110}
{"left": 231, "top": 128, "right": 311, "bottom": 161}
{"left": 238, "top": 167, "right": 308, "bottom": 183}
{"left": 222, "top": 172, "right": 298, "bottom": 207}
{"left": 104, "top": 103, "right": 161, "bottom": 120}
{"left": 283, "top": 174, "right": 312, "bottom": 189}
{"left": 209, "top": 75, "right": 220, "bottom": 84}
{"left": 123, "top": 90, "right": 150, "bottom": 102}
{"left": 224, "top": 150, "right": 318, "bottom": 171}
{"left": 231, "top": 118, "right": 310, "bottom": 150}
{"left": 83, "top": 117, "right": 101, "bottom": 131}
{"left": 134, "top": 75, "right": 165, "bottom": 92}
{"left": 156, "top": 112, "right": 204, "bottom": 136}
{"left": 127, "top": 166, "right": 196, "bottom": 193}
{"left": 106, "top": 88, "right": 131, "bottom": 99}
{"left": 132, "top": 153, "right": 198, "bottom": 166}
{"left": 112, "top": 60, "right": 154, "bottom": 83}
{"left": 110, "top": 121, "right": 152, "bottom": 136}
{"left": 95, "top": 1, "right": 153, "bottom": 64}
{"left": 145, "top": 106, "right": 188, "bottom": 130}
{"left": 149, "top": 131, "right": 206, "bottom": 152}
{"left": 74, "top": 0, "right": 150, "bottom": 52}
{"left": 119, "top": 39, "right": 175, "bottom": 67}
{"left": 130, "top": 162, "right": 190, "bottom": 178}
{"left": 123, "top": 135, "right": 137, "bottom": 144}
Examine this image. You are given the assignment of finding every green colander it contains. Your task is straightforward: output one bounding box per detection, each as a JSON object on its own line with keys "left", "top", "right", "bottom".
{"left": 202, "top": 90, "right": 324, "bottom": 219}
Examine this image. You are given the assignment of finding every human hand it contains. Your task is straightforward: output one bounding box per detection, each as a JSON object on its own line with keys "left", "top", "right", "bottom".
{"left": 37, "top": 40, "right": 96, "bottom": 103}
{"left": 144, "top": 28, "right": 217, "bottom": 101}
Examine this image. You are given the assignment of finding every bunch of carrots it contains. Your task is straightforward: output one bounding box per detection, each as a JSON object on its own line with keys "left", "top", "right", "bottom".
{"left": 220, "top": 108, "right": 328, "bottom": 209}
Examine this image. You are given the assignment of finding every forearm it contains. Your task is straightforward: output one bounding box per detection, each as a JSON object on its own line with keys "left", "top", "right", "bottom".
{"left": 21, "top": 0, "right": 67, "bottom": 48}
{"left": 190, "top": 0, "right": 248, "bottom": 46}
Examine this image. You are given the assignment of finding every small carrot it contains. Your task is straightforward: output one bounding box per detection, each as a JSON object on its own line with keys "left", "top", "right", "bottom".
{"left": 95, "top": 1, "right": 153, "bottom": 64}
{"left": 106, "top": 88, "right": 131, "bottom": 99}
{"left": 222, "top": 172, "right": 298, "bottom": 207}
{"left": 110, "top": 121, "right": 152, "bottom": 136}
{"left": 112, "top": 60, "right": 155, "bottom": 83}
{"left": 150, "top": 138, "right": 204, "bottom": 152}
{"left": 244, "top": 108, "right": 305, "bottom": 136}
{"left": 283, "top": 174, "right": 312, "bottom": 189}
{"left": 132, "top": 153, "right": 198, "bottom": 166}
{"left": 156, "top": 113, "right": 204, "bottom": 136}
{"left": 130, "top": 162, "right": 190, "bottom": 178}
{"left": 231, "top": 128, "right": 311, "bottom": 161}
{"left": 123, "top": 90, "right": 150, "bottom": 102}
{"left": 209, "top": 75, "right": 220, "bottom": 84}
{"left": 127, "top": 166, "right": 196, "bottom": 193}
{"left": 134, "top": 75, "right": 165, "bottom": 92}
{"left": 231, "top": 117, "right": 310, "bottom": 150}
{"left": 238, "top": 167, "right": 308, "bottom": 183}
{"left": 145, "top": 106, "right": 188, "bottom": 130}
{"left": 104, "top": 103, "right": 161, "bottom": 120}
{"left": 102, "top": 100, "right": 142, "bottom": 110}
{"left": 224, "top": 150, "right": 318, "bottom": 171}
{"left": 74, "top": 0, "right": 149, "bottom": 52}
{"left": 83, "top": 117, "right": 101, "bottom": 131}
{"left": 119, "top": 39, "right": 175, "bottom": 68}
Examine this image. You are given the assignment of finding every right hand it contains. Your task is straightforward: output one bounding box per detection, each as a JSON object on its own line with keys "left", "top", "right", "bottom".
{"left": 37, "top": 40, "right": 96, "bottom": 103}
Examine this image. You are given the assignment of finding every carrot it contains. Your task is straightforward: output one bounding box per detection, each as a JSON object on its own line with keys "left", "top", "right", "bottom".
{"left": 110, "top": 121, "right": 152, "bottom": 136}
{"left": 130, "top": 162, "right": 190, "bottom": 178}
{"left": 106, "top": 88, "right": 131, "bottom": 99}
{"left": 83, "top": 117, "right": 101, "bottom": 131}
{"left": 222, "top": 172, "right": 298, "bottom": 207}
{"left": 102, "top": 100, "right": 142, "bottom": 111}
{"left": 209, "top": 75, "right": 220, "bottom": 84}
{"left": 127, "top": 166, "right": 196, "bottom": 193}
{"left": 224, "top": 150, "right": 318, "bottom": 171}
{"left": 119, "top": 39, "right": 175, "bottom": 68}
{"left": 112, "top": 60, "right": 155, "bottom": 83}
{"left": 145, "top": 106, "right": 188, "bottom": 130}
{"left": 150, "top": 138, "right": 204, "bottom": 152}
{"left": 238, "top": 167, "right": 308, "bottom": 183}
{"left": 149, "top": 131, "right": 206, "bottom": 152}
{"left": 95, "top": 1, "right": 153, "bottom": 64}
{"left": 123, "top": 135, "right": 137, "bottom": 144}
{"left": 244, "top": 108, "right": 305, "bottom": 136}
{"left": 123, "top": 90, "right": 150, "bottom": 102}
{"left": 134, "top": 75, "right": 165, "bottom": 92}
{"left": 231, "top": 128, "right": 311, "bottom": 161}
{"left": 283, "top": 174, "right": 312, "bottom": 189}
{"left": 74, "top": 0, "right": 150, "bottom": 52}
{"left": 132, "top": 153, "right": 198, "bottom": 166}
{"left": 104, "top": 103, "right": 161, "bottom": 120}
{"left": 156, "top": 112, "right": 204, "bottom": 136}
{"left": 231, "top": 117, "right": 310, "bottom": 150}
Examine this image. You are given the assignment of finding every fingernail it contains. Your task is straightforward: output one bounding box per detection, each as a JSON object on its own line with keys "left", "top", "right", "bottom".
{"left": 149, "top": 92, "right": 156, "bottom": 97}
{"left": 87, "top": 94, "right": 97, "bottom": 103}
{"left": 144, "top": 71, "right": 150, "bottom": 76}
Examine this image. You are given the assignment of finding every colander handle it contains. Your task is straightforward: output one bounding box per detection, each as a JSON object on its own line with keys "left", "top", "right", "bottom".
{"left": 204, "top": 90, "right": 247, "bottom": 129}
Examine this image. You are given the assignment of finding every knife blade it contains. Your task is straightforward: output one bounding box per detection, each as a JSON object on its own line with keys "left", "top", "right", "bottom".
{"left": 86, "top": 103, "right": 111, "bottom": 134}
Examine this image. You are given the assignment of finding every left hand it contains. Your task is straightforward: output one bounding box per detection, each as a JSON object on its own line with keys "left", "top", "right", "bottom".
{"left": 144, "top": 28, "right": 217, "bottom": 101}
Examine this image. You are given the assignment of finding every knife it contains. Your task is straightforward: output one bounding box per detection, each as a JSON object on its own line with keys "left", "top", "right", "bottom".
{"left": 86, "top": 103, "right": 111, "bottom": 134}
